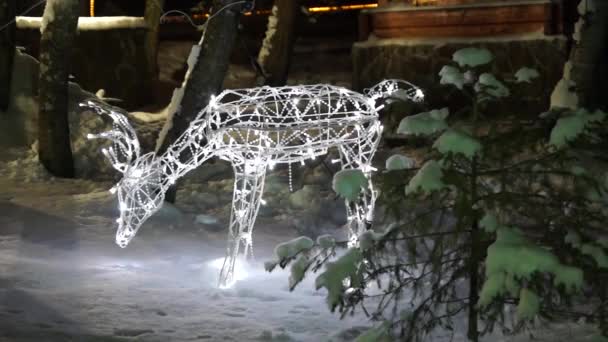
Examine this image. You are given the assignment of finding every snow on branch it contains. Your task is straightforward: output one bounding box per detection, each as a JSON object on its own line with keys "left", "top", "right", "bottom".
{"left": 17, "top": 16, "right": 147, "bottom": 31}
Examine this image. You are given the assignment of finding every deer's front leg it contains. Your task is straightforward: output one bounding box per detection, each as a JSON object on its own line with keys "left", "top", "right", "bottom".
{"left": 218, "top": 161, "right": 267, "bottom": 287}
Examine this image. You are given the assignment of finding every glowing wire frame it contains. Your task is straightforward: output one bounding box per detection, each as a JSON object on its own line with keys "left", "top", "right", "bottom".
{"left": 81, "top": 80, "right": 423, "bottom": 287}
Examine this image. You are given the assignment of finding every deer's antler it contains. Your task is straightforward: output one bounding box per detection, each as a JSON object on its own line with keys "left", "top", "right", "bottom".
{"left": 80, "top": 99, "right": 141, "bottom": 173}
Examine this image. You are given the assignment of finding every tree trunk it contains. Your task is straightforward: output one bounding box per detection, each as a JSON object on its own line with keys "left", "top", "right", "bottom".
{"left": 144, "top": 0, "right": 165, "bottom": 84}
{"left": 467, "top": 157, "right": 480, "bottom": 342}
{"left": 257, "top": 0, "right": 299, "bottom": 86}
{"left": 156, "top": 0, "right": 243, "bottom": 203}
{"left": 551, "top": 0, "right": 608, "bottom": 110}
{"left": 0, "top": 0, "right": 16, "bottom": 111}
{"left": 569, "top": 0, "right": 608, "bottom": 110}
{"left": 38, "top": 0, "right": 79, "bottom": 178}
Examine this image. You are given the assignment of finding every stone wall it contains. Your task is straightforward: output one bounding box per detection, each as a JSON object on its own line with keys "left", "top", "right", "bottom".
{"left": 353, "top": 36, "right": 568, "bottom": 120}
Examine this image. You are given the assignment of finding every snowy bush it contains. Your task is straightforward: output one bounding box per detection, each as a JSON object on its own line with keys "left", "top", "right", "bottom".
{"left": 267, "top": 47, "right": 608, "bottom": 341}
{"left": 274, "top": 236, "right": 314, "bottom": 260}
{"left": 405, "top": 160, "right": 445, "bottom": 195}
{"left": 385, "top": 154, "right": 415, "bottom": 171}
{"left": 332, "top": 169, "right": 368, "bottom": 201}
{"left": 549, "top": 108, "right": 606, "bottom": 148}
{"left": 397, "top": 108, "right": 449, "bottom": 136}
{"left": 432, "top": 129, "right": 482, "bottom": 160}
{"left": 452, "top": 47, "right": 493, "bottom": 68}
{"left": 514, "top": 67, "right": 540, "bottom": 83}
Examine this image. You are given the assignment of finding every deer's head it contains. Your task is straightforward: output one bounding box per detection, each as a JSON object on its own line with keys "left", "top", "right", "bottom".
{"left": 81, "top": 100, "right": 166, "bottom": 248}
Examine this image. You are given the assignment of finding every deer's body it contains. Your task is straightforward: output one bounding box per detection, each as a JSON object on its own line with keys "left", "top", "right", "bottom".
{"left": 84, "top": 81, "right": 423, "bottom": 287}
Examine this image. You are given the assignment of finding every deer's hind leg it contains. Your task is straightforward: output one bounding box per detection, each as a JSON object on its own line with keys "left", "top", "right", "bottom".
{"left": 218, "top": 161, "right": 267, "bottom": 287}
{"left": 337, "top": 122, "right": 382, "bottom": 247}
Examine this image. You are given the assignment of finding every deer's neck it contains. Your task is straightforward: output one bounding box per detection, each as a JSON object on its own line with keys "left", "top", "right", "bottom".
{"left": 159, "top": 121, "right": 214, "bottom": 184}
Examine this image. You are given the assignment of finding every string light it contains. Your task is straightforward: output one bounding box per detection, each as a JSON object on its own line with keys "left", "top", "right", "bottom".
{"left": 90, "top": 0, "right": 95, "bottom": 17}
{"left": 82, "top": 80, "right": 423, "bottom": 287}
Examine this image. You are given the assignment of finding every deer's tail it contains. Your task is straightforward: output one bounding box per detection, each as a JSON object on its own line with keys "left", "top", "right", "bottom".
{"left": 364, "top": 79, "right": 424, "bottom": 103}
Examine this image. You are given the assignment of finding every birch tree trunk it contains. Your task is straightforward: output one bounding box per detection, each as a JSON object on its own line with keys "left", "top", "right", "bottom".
{"left": 0, "top": 0, "right": 16, "bottom": 111}
{"left": 37, "top": 0, "right": 79, "bottom": 178}
{"left": 257, "top": 0, "right": 299, "bottom": 86}
{"left": 156, "top": 0, "right": 244, "bottom": 203}
{"left": 551, "top": 0, "right": 608, "bottom": 110}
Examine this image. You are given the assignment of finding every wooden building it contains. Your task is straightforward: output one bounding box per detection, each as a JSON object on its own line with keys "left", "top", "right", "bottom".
{"left": 359, "top": 0, "right": 576, "bottom": 40}
{"left": 352, "top": 0, "right": 577, "bottom": 120}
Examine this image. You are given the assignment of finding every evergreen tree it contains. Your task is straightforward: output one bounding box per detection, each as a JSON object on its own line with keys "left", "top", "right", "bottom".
{"left": 268, "top": 48, "right": 608, "bottom": 341}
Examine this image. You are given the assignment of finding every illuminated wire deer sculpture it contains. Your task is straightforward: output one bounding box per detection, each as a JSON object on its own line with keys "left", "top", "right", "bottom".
{"left": 82, "top": 80, "right": 423, "bottom": 287}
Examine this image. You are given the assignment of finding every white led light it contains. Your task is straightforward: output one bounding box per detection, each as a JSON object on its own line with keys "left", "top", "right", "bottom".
{"left": 83, "top": 79, "right": 422, "bottom": 287}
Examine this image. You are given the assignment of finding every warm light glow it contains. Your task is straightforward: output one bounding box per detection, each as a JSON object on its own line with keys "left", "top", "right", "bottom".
{"left": 188, "top": 3, "right": 377, "bottom": 20}
{"left": 308, "top": 3, "right": 378, "bottom": 13}
{"left": 90, "top": 0, "right": 95, "bottom": 17}
{"left": 82, "top": 80, "right": 423, "bottom": 288}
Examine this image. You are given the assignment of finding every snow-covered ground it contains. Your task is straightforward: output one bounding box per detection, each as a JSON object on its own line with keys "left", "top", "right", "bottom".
{"left": 0, "top": 148, "right": 602, "bottom": 342}
{"left": 0, "top": 150, "right": 374, "bottom": 342}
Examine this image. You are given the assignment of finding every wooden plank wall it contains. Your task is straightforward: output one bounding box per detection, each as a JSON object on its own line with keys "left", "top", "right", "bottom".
{"left": 361, "top": 1, "right": 565, "bottom": 39}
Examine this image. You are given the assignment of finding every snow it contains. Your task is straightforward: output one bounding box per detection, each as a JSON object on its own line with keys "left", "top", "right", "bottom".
{"left": 397, "top": 108, "right": 449, "bottom": 136}
{"left": 17, "top": 16, "right": 147, "bottom": 32}
{"left": 517, "top": 288, "right": 540, "bottom": 321}
{"left": 550, "top": 64, "right": 579, "bottom": 109}
{"left": 452, "top": 47, "right": 493, "bottom": 68}
{"left": 274, "top": 236, "right": 314, "bottom": 260}
{"left": 550, "top": 0, "right": 595, "bottom": 109}
{"left": 385, "top": 154, "right": 415, "bottom": 171}
{"left": 155, "top": 43, "right": 201, "bottom": 152}
{"left": 194, "top": 214, "right": 218, "bottom": 225}
{"left": 130, "top": 106, "right": 169, "bottom": 123}
{"left": 332, "top": 169, "right": 368, "bottom": 201}
{"left": 475, "top": 73, "right": 510, "bottom": 98}
{"left": 289, "top": 255, "right": 309, "bottom": 290}
{"left": 40, "top": 0, "right": 60, "bottom": 34}
{"left": 433, "top": 129, "right": 482, "bottom": 159}
{"left": 314, "top": 248, "right": 363, "bottom": 310}
{"left": 514, "top": 67, "right": 540, "bottom": 83}
{"left": 357, "top": 230, "right": 384, "bottom": 251}
{"left": 0, "top": 173, "right": 378, "bottom": 341}
{"left": 0, "top": 129, "right": 602, "bottom": 342}
{"left": 257, "top": 5, "right": 279, "bottom": 67}
{"left": 481, "top": 227, "right": 585, "bottom": 315}
{"left": 316, "top": 234, "right": 336, "bottom": 249}
{"left": 439, "top": 65, "right": 465, "bottom": 89}
{"left": 405, "top": 160, "right": 445, "bottom": 195}
{"left": 549, "top": 109, "right": 606, "bottom": 149}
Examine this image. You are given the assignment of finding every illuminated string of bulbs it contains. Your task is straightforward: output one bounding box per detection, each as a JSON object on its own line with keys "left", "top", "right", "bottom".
{"left": 83, "top": 80, "right": 423, "bottom": 287}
